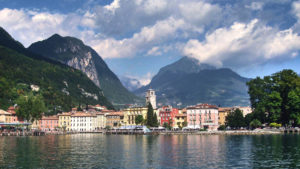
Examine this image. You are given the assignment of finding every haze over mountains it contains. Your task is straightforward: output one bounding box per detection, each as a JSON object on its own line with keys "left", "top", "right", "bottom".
{"left": 134, "top": 56, "right": 250, "bottom": 107}
{"left": 28, "top": 34, "right": 142, "bottom": 105}
{"left": 0, "top": 27, "right": 113, "bottom": 112}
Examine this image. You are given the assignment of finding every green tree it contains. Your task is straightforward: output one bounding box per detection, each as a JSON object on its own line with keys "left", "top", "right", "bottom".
{"left": 135, "top": 115, "right": 144, "bottom": 125}
{"left": 225, "top": 109, "right": 245, "bottom": 129}
{"left": 182, "top": 121, "right": 188, "bottom": 127}
{"left": 247, "top": 69, "right": 300, "bottom": 126}
{"left": 146, "top": 103, "right": 154, "bottom": 127}
{"left": 245, "top": 113, "right": 254, "bottom": 127}
{"left": 153, "top": 113, "right": 159, "bottom": 127}
{"left": 250, "top": 119, "right": 262, "bottom": 129}
{"left": 16, "top": 93, "right": 46, "bottom": 122}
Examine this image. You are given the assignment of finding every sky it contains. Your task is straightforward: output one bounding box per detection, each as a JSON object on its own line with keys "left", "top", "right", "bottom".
{"left": 1, "top": 0, "right": 300, "bottom": 86}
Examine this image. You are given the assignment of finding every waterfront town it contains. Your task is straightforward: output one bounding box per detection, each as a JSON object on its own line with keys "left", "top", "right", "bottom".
{"left": 0, "top": 89, "right": 253, "bottom": 134}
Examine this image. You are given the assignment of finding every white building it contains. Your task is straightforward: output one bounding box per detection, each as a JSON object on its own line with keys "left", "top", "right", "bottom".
{"left": 95, "top": 112, "right": 107, "bottom": 129}
{"left": 70, "top": 112, "right": 97, "bottom": 131}
{"left": 146, "top": 88, "right": 156, "bottom": 109}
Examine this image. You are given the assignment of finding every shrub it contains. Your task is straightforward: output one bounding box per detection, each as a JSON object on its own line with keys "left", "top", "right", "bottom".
{"left": 218, "top": 125, "right": 226, "bottom": 130}
{"left": 269, "top": 122, "right": 282, "bottom": 128}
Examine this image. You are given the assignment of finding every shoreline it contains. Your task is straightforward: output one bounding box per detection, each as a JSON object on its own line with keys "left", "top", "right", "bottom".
{"left": 1, "top": 129, "right": 296, "bottom": 136}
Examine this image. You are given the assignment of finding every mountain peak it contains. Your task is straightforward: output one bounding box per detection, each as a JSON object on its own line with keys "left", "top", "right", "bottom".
{"left": 0, "top": 27, "right": 25, "bottom": 52}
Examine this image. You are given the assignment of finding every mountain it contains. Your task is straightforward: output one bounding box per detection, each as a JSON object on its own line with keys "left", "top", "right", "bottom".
{"left": 135, "top": 56, "right": 250, "bottom": 107}
{"left": 28, "top": 34, "right": 142, "bottom": 105}
{"left": 0, "top": 27, "right": 113, "bottom": 113}
{"left": 119, "top": 76, "right": 143, "bottom": 92}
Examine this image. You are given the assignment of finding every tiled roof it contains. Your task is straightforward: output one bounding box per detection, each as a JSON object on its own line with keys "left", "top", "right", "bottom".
{"left": 106, "top": 112, "right": 124, "bottom": 116}
{"left": 71, "top": 112, "right": 96, "bottom": 117}
{"left": 175, "top": 114, "right": 187, "bottom": 117}
{"left": 41, "top": 115, "right": 58, "bottom": 120}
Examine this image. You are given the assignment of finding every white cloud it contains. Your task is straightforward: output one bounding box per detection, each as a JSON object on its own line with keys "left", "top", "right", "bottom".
{"left": 147, "top": 46, "right": 162, "bottom": 56}
{"left": 90, "top": 17, "right": 185, "bottom": 58}
{"left": 183, "top": 19, "right": 300, "bottom": 68}
{"left": 245, "top": 2, "right": 264, "bottom": 10}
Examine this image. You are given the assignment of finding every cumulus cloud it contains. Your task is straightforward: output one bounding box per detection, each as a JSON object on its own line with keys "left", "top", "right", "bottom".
{"left": 90, "top": 17, "right": 185, "bottom": 58}
{"left": 183, "top": 19, "right": 300, "bottom": 68}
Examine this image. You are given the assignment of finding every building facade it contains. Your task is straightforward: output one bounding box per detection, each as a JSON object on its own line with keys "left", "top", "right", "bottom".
{"left": 218, "top": 107, "right": 233, "bottom": 126}
{"left": 159, "top": 106, "right": 179, "bottom": 127}
{"left": 39, "top": 115, "right": 59, "bottom": 131}
{"left": 0, "top": 110, "right": 12, "bottom": 123}
{"left": 70, "top": 112, "right": 96, "bottom": 131}
{"left": 58, "top": 112, "right": 72, "bottom": 131}
{"left": 187, "top": 104, "right": 219, "bottom": 130}
{"left": 146, "top": 89, "right": 156, "bottom": 109}
{"left": 95, "top": 112, "right": 106, "bottom": 129}
{"left": 123, "top": 107, "right": 148, "bottom": 126}
{"left": 174, "top": 114, "right": 187, "bottom": 129}
{"left": 106, "top": 112, "right": 124, "bottom": 128}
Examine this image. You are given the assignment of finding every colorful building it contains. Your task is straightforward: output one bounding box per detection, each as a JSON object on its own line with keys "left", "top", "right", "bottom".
{"left": 123, "top": 107, "right": 148, "bottom": 126}
{"left": 0, "top": 110, "right": 12, "bottom": 123}
{"left": 106, "top": 112, "right": 124, "bottom": 128}
{"left": 218, "top": 107, "right": 233, "bottom": 126}
{"left": 58, "top": 112, "right": 72, "bottom": 131}
{"left": 39, "top": 115, "right": 59, "bottom": 131}
{"left": 158, "top": 106, "right": 179, "bottom": 127}
{"left": 187, "top": 104, "right": 219, "bottom": 130}
{"left": 7, "top": 106, "right": 24, "bottom": 123}
{"left": 70, "top": 112, "right": 96, "bottom": 132}
{"left": 174, "top": 114, "right": 187, "bottom": 129}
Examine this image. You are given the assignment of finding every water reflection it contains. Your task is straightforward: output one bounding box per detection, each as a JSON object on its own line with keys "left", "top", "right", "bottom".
{"left": 0, "top": 134, "right": 300, "bottom": 168}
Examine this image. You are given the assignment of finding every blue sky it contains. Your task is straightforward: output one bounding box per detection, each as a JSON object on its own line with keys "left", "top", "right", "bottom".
{"left": 1, "top": 0, "right": 300, "bottom": 85}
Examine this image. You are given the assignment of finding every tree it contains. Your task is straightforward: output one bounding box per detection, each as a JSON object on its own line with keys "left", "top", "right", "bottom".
{"left": 153, "top": 113, "right": 159, "bottom": 127}
{"left": 225, "top": 109, "right": 245, "bottom": 129}
{"left": 16, "top": 93, "right": 46, "bottom": 122}
{"left": 77, "top": 104, "right": 83, "bottom": 111}
{"left": 247, "top": 69, "right": 300, "bottom": 126}
{"left": 245, "top": 113, "right": 254, "bottom": 127}
{"left": 135, "top": 115, "right": 144, "bottom": 125}
{"left": 250, "top": 119, "right": 262, "bottom": 129}
{"left": 182, "top": 121, "right": 188, "bottom": 127}
{"left": 146, "top": 103, "right": 154, "bottom": 127}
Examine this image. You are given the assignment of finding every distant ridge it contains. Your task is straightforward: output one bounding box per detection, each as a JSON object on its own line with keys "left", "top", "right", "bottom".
{"left": 135, "top": 56, "right": 250, "bottom": 107}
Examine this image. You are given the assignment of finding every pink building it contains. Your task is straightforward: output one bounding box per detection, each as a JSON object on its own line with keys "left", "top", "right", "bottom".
{"left": 39, "top": 115, "right": 59, "bottom": 131}
{"left": 187, "top": 104, "right": 219, "bottom": 130}
{"left": 159, "top": 106, "right": 179, "bottom": 127}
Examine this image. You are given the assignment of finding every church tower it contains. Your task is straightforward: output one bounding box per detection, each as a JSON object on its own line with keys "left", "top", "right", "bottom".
{"left": 146, "top": 88, "right": 156, "bottom": 109}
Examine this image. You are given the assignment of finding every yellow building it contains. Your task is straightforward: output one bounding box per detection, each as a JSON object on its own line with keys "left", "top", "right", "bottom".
{"left": 174, "top": 114, "right": 187, "bottom": 129}
{"left": 123, "top": 107, "right": 148, "bottom": 126}
{"left": 218, "top": 108, "right": 233, "bottom": 125}
{"left": 0, "top": 109, "right": 12, "bottom": 123}
{"left": 58, "top": 112, "right": 72, "bottom": 131}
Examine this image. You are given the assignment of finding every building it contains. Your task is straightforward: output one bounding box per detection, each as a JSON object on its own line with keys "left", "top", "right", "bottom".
{"left": 123, "top": 107, "right": 148, "bottom": 126}
{"left": 237, "top": 106, "right": 252, "bottom": 117}
{"left": 39, "top": 115, "right": 59, "bottom": 131}
{"left": 70, "top": 112, "right": 96, "bottom": 132}
{"left": 174, "top": 114, "right": 187, "bottom": 129}
{"left": 58, "top": 112, "right": 72, "bottom": 131}
{"left": 7, "top": 106, "right": 24, "bottom": 123}
{"left": 146, "top": 88, "right": 156, "bottom": 109}
{"left": 159, "top": 106, "right": 179, "bottom": 127}
{"left": 187, "top": 104, "right": 219, "bottom": 130}
{"left": 218, "top": 107, "right": 233, "bottom": 126}
{"left": 95, "top": 112, "right": 107, "bottom": 129}
{"left": 106, "top": 112, "right": 124, "bottom": 128}
{"left": 0, "top": 110, "right": 12, "bottom": 123}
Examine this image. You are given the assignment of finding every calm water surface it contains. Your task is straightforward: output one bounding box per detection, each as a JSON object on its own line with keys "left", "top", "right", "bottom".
{"left": 0, "top": 134, "right": 300, "bottom": 168}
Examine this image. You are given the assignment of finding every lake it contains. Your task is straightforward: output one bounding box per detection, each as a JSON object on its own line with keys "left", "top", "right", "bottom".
{"left": 0, "top": 134, "right": 300, "bottom": 168}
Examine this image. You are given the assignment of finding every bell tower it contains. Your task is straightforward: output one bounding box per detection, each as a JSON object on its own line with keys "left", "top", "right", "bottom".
{"left": 146, "top": 88, "right": 156, "bottom": 109}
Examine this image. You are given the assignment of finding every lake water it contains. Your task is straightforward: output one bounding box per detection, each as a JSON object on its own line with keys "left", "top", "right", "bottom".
{"left": 0, "top": 134, "right": 300, "bottom": 168}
